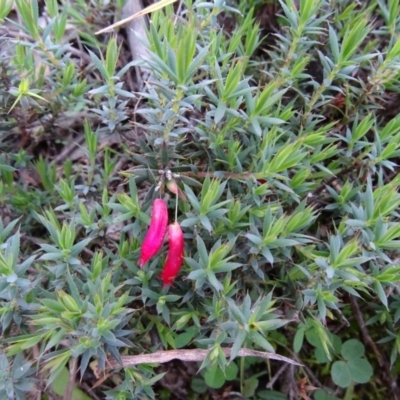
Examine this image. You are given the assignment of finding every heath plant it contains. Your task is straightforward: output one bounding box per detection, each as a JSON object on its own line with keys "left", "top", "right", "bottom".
{"left": 1, "top": 0, "right": 400, "bottom": 399}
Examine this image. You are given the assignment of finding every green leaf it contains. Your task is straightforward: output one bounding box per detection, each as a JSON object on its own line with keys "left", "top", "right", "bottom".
{"left": 51, "top": 367, "right": 93, "bottom": 399}
{"left": 214, "top": 101, "right": 227, "bottom": 124}
{"left": 44, "top": 351, "right": 71, "bottom": 388}
{"left": 339, "top": 17, "right": 371, "bottom": 63}
{"left": 256, "top": 319, "right": 288, "bottom": 331}
{"left": 225, "top": 362, "right": 238, "bottom": 381}
{"left": 243, "top": 376, "right": 259, "bottom": 398}
{"left": 227, "top": 298, "right": 246, "bottom": 326}
{"left": 71, "top": 237, "right": 92, "bottom": 257}
{"left": 374, "top": 280, "right": 388, "bottom": 308}
{"left": 328, "top": 25, "right": 340, "bottom": 63}
{"left": 191, "top": 377, "right": 208, "bottom": 394}
{"left": 222, "top": 61, "right": 244, "bottom": 102}
{"left": 293, "top": 327, "right": 305, "bottom": 353}
{"left": 341, "top": 339, "right": 364, "bottom": 360}
{"left": 348, "top": 358, "right": 373, "bottom": 384}
{"left": 315, "top": 346, "right": 330, "bottom": 364}
{"left": 15, "top": 0, "right": 39, "bottom": 39}
{"left": 207, "top": 270, "right": 223, "bottom": 292}
{"left": 88, "top": 50, "right": 109, "bottom": 81}
{"left": 174, "top": 327, "right": 198, "bottom": 349}
{"left": 204, "top": 364, "right": 225, "bottom": 389}
{"left": 0, "top": 0, "right": 13, "bottom": 20}
{"left": 331, "top": 360, "right": 351, "bottom": 388}
{"left": 105, "top": 38, "right": 119, "bottom": 79}
{"left": 250, "top": 331, "right": 275, "bottom": 353}
{"left": 314, "top": 388, "right": 342, "bottom": 400}
{"left": 230, "top": 329, "right": 247, "bottom": 361}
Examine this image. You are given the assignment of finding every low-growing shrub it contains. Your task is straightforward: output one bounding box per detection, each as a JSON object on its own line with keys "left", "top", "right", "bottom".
{"left": 1, "top": 0, "right": 400, "bottom": 399}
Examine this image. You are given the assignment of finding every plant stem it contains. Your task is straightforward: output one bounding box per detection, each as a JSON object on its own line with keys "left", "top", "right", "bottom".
{"left": 174, "top": 193, "right": 178, "bottom": 221}
{"left": 65, "top": 356, "right": 78, "bottom": 400}
{"left": 302, "top": 66, "right": 340, "bottom": 124}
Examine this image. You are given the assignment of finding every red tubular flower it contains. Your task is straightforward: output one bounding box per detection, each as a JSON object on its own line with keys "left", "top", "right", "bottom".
{"left": 160, "top": 222, "right": 184, "bottom": 286}
{"left": 138, "top": 199, "right": 168, "bottom": 268}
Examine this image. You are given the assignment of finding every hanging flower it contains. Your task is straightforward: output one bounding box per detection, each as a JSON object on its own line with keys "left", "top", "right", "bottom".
{"left": 138, "top": 199, "right": 168, "bottom": 268}
{"left": 160, "top": 222, "right": 184, "bottom": 286}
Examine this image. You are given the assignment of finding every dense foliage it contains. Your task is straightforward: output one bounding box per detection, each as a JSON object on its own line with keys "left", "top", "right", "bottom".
{"left": 1, "top": 0, "right": 400, "bottom": 399}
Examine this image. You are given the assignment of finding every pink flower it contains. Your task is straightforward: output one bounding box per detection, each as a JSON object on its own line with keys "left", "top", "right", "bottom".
{"left": 160, "top": 222, "right": 184, "bottom": 286}
{"left": 138, "top": 199, "right": 168, "bottom": 268}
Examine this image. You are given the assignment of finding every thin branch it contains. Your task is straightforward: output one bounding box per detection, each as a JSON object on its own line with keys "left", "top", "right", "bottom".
{"left": 310, "top": 163, "right": 361, "bottom": 198}
{"left": 65, "top": 357, "right": 78, "bottom": 400}
{"left": 293, "top": 354, "right": 323, "bottom": 389}
{"left": 96, "top": 0, "right": 178, "bottom": 35}
{"left": 106, "top": 348, "right": 302, "bottom": 369}
{"left": 349, "top": 295, "right": 384, "bottom": 367}
{"left": 0, "top": 28, "right": 93, "bottom": 64}
{"left": 266, "top": 363, "right": 289, "bottom": 389}
{"left": 174, "top": 0, "right": 183, "bottom": 26}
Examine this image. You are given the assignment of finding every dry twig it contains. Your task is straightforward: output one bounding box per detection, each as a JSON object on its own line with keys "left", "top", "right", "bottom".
{"left": 106, "top": 347, "right": 302, "bottom": 369}
{"left": 65, "top": 357, "right": 78, "bottom": 400}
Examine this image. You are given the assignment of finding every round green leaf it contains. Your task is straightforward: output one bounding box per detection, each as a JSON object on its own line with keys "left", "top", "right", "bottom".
{"left": 348, "top": 358, "right": 373, "bottom": 384}
{"left": 341, "top": 339, "right": 365, "bottom": 360}
{"left": 305, "top": 328, "right": 320, "bottom": 348}
{"left": 225, "top": 362, "right": 239, "bottom": 381}
{"left": 242, "top": 377, "right": 259, "bottom": 398}
{"left": 314, "top": 388, "right": 342, "bottom": 400}
{"left": 331, "top": 361, "right": 351, "bottom": 388}
{"left": 191, "top": 377, "right": 207, "bottom": 394}
{"left": 204, "top": 364, "right": 225, "bottom": 389}
{"left": 173, "top": 327, "right": 198, "bottom": 349}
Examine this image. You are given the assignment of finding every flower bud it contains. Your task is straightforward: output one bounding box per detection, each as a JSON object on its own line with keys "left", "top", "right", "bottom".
{"left": 166, "top": 179, "right": 187, "bottom": 201}
{"left": 160, "top": 222, "right": 184, "bottom": 286}
{"left": 166, "top": 179, "right": 179, "bottom": 195}
{"left": 138, "top": 199, "right": 168, "bottom": 268}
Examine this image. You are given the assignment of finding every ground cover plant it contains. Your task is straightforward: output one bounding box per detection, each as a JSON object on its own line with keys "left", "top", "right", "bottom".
{"left": 1, "top": 0, "right": 400, "bottom": 399}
